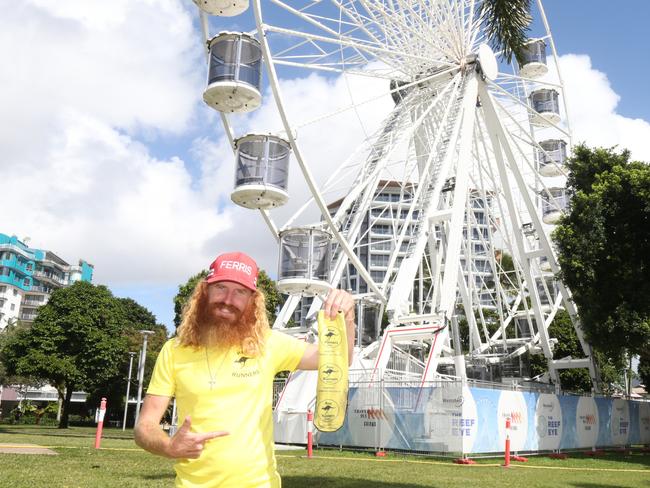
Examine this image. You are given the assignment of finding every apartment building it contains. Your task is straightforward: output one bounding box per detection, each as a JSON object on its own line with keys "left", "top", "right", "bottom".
{"left": 0, "top": 233, "right": 93, "bottom": 329}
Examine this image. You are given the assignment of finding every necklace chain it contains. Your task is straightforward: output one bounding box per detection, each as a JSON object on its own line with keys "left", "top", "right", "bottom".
{"left": 205, "top": 347, "right": 229, "bottom": 389}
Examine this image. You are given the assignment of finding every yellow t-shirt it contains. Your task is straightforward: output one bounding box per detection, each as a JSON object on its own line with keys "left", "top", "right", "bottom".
{"left": 147, "top": 330, "right": 307, "bottom": 488}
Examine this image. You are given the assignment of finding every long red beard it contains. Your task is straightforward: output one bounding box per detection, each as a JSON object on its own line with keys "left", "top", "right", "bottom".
{"left": 199, "top": 301, "right": 257, "bottom": 351}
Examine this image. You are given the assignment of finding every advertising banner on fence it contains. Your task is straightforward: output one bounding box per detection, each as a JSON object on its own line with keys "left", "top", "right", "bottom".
{"left": 316, "top": 384, "right": 648, "bottom": 454}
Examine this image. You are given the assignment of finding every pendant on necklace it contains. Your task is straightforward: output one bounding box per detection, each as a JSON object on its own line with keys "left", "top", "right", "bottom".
{"left": 206, "top": 347, "right": 227, "bottom": 390}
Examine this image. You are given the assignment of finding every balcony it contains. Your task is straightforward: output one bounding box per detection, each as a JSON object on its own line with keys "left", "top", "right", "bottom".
{"left": 23, "top": 299, "right": 45, "bottom": 307}
{"left": 33, "top": 271, "right": 66, "bottom": 286}
{"left": 29, "top": 286, "right": 51, "bottom": 294}
{"left": 20, "top": 313, "right": 37, "bottom": 321}
{"left": 0, "top": 243, "right": 34, "bottom": 260}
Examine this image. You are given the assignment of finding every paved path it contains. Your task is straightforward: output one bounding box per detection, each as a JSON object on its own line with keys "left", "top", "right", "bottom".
{"left": 0, "top": 443, "right": 58, "bottom": 455}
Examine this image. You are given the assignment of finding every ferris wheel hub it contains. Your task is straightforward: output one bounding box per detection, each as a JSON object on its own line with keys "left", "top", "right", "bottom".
{"left": 477, "top": 44, "right": 498, "bottom": 81}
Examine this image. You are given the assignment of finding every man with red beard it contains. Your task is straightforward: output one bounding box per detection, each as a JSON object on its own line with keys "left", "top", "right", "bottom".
{"left": 134, "top": 251, "right": 355, "bottom": 487}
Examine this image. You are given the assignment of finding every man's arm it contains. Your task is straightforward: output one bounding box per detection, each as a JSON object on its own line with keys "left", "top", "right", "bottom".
{"left": 298, "top": 289, "right": 356, "bottom": 370}
{"left": 134, "top": 394, "right": 229, "bottom": 459}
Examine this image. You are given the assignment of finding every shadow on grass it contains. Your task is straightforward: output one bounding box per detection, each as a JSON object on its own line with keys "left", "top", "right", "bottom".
{"left": 283, "top": 476, "right": 429, "bottom": 487}
{"left": 570, "top": 484, "right": 650, "bottom": 488}
{"left": 566, "top": 451, "right": 650, "bottom": 468}
{"left": 140, "top": 473, "right": 176, "bottom": 481}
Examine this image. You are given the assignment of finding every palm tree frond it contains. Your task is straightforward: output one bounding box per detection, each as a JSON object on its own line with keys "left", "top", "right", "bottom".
{"left": 479, "top": 0, "right": 532, "bottom": 64}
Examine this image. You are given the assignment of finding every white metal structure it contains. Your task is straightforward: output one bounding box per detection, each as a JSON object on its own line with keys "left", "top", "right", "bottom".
{"left": 194, "top": 1, "right": 598, "bottom": 391}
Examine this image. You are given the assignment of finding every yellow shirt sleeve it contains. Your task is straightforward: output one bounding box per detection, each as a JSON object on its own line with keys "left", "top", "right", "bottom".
{"left": 146, "top": 338, "right": 176, "bottom": 397}
{"left": 269, "top": 329, "right": 308, "bottom": 374}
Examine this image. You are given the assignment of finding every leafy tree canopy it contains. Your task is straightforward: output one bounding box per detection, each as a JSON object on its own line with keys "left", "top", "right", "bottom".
{"left": 0, "top": 281, "right": 167, "bottom": 428}
{"left": 1, "top": 282, "right": 126, "bottom": 427}
{"left": 0, "top": 321, "right": 40, "bottom": 388}
{"left": 528, "top": 310, "right": 624, "bottom": 394}
{"left": 553, "top": 144, "right": 650, "bottom": 360}
{"left": 479, "top": 0, "right": 531, "bottom": 63}
{"left": 85, "top": 297, "right": 167, "bottom": 416}
{"left": 173, "top": 270, "right": 208, "bottom": 329}
{"left": 257, "top": 269, "right": 283, "bottom": 325}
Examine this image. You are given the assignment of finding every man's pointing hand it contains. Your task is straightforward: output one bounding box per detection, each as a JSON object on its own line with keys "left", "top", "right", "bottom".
{"left": 166, "top": 416, "right": 229, "bottom": 459}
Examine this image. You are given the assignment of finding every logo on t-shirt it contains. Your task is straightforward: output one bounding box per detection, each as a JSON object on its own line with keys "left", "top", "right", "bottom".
{"left": 232, "top": 354, "right": 260, "bottom": 378}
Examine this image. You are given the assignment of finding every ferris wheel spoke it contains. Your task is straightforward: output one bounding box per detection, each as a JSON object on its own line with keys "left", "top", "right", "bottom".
{"left": 479, "top": 85, "right": 561, "bottom": 369}
{"left": 265, "top": 0, "right": 461, "bottom": 68}
{"left": 361, "top": 1, "right": 442, "bottom": 58}
{"left": 264, "top": 23, "right": 444, "bottom": 73}
{"left": 472, "top": 120, "right": 533, "bottom": 330}
{"left": 289, "top": 68, "right": 455, "bottom": 134}
{"left": 379, "top": 77, "right": 467, "bottom": 291}
{"left": 497, "top": 71, "right": 563, "bottom": 90}
{"left": 328, "top": 87, "right": 457, "bottom": 289}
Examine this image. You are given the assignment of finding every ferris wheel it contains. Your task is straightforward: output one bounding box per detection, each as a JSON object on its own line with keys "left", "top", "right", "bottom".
{"left": 192, "top": 0, "right": 599, "bottom": 391}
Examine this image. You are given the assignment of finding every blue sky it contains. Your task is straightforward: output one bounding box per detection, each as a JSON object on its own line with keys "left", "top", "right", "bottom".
{"left": 543, "top": 1, "right": 649, "bottom": 121}
{"left": 1, "top": 1, "right": 648, "bottom": 332}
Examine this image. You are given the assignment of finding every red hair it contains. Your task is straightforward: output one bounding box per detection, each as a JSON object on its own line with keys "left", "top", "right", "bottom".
{"left": 176, "top": 280, "right": 269, "bottom": 356}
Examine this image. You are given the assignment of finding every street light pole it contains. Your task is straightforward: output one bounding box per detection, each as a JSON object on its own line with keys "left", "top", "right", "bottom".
{"left": 122, "top": 351, "right": 136, "bottom": 431}
{"left": 134, "top": 330, "right": 154, "bottom": 425}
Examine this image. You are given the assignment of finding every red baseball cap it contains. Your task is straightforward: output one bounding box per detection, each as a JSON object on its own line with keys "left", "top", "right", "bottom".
{"left": 205, "top": 251, "right": 258, "bottom": 291}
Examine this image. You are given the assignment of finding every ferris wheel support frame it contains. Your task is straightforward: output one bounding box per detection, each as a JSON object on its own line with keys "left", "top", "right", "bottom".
{"left": 478, "top": 82, "right": 599, "bottom": 391}
{"left": 418, "top": 72, "right": 481, "bottom": 381}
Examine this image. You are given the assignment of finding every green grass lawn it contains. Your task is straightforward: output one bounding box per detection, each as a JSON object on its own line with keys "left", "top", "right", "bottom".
{"left": 1, "top": 424, "right": 648, "bottom": 487}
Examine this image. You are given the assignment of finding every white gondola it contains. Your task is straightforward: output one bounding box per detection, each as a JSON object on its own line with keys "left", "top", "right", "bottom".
{"left": 277, "top": 228, "right": 332, "bottom": 296}
{"left": 529, "top": 88, "right": 561, "bottom": 126}
{"left": 541, "top": 187, "right": 569, "bottom": 224}
{"left": 203, "top": 32, "right": 262, "bottom": 113}
{"left": 191, "top": 0, "right": 249, "bottom": 17}
{"left": 231, "top": 134, "right": 290, "bottom": 209}
{"left": 519, "top": 40, "right": 548, "bottom": 78}
{"left": 536, "top": 139, "right": 567, "bottom": 177}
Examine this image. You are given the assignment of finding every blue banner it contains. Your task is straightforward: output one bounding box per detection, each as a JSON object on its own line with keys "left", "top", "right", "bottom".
{"left": 315, "top": 384, "right": 649, "bottom": 454}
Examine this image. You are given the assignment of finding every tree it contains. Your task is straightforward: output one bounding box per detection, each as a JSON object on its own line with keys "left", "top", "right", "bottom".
{"left": 528, "top": 311, "right": 624, "bottom": 394}
{"left": 0, "top": 322, "right": 40, "bottom": 388}
{"left": 553, "top": 145, "right": 650, "bottom": 362}
{"left": 256, "top": 269, "right": 283, "bottom": 325}
{"left": 0, "top": 282, "right": 128, "bottom": 428}
{"left": 479, "top": 0, "right": 532, "bottom": 63}
{"left": 85, "top": 298, "right": 167, "bottom": 419}
{"left": 117, "top": 298, "right": 167, "bottom": 386}
{"left": 173, "top": 270, "right": 208, "bottom": 329}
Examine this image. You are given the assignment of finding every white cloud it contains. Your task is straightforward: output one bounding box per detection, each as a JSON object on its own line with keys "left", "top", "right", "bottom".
{"left": 3, "top": 111, "right": 232, "bottom": 284}
{"left": 0, "top": 0, "right": 223, "bottom": 286}
{"left": 560, "top": 54, "right": 650, "bottom": 161}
